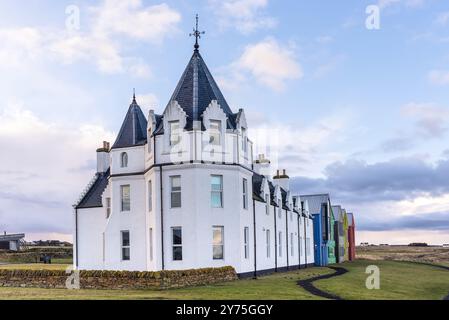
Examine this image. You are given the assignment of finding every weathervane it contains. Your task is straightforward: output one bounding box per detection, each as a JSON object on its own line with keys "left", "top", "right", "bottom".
{"left": 190, "top": 14, "right": 205, "bottom": 51}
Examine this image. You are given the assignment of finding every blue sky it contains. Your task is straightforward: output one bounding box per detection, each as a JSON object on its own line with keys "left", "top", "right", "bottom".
{"left": 0, "top": 0, "right": 449, "bottom": 244}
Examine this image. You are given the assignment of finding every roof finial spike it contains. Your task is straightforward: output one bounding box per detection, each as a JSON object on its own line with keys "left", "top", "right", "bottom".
{"left": 132, "top": 88, "right": 136, "bottom": 103}
{"left": 189, "top": 14, "right": 205, "bottom": 52}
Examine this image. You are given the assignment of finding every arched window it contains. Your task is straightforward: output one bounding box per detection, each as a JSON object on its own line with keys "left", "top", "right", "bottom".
{"left": 121, "top": 152, "right": 128, "bottom": 168}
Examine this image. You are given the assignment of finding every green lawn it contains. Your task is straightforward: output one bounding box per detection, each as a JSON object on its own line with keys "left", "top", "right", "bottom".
{"left": 0, "top": 267, "right": 331, "bottom": 300}
{"left": 315, "top": 260, "right": 449, "bottom": 300}
{"left": 0, "top": 264, "right": 70, "bottom": 271}
{"left": 0, "top": 260, "right": 447, "bottom": 300}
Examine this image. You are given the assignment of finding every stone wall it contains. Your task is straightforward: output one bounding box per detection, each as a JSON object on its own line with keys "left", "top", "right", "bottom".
{"left": 0, "top": 266, "right": 237, "bottom": 290}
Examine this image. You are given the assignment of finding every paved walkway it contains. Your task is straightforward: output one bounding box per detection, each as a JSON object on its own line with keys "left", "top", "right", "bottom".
{"left": 297, "top": 266, "right": 348, "bottom": 300}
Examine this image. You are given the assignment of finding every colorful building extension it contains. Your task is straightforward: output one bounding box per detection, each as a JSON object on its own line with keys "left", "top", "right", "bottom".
{"left": 300, "top": 194, "right": 333, "bottom": 266}
{"left": 347, "top": 213, "right": 356, "bottom": 261}
{"left": 327, "top": 207, "right": 337, "bottom": 264}
{"left": 342, "top": 208, "right": 349, "bottom": 261}
{"left": 332, "top": 205, "right": 346, "bottom": 263}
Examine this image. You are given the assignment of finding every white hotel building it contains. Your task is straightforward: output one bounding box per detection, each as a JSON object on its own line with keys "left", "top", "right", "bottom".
{"left": 73, "top": 44, "right": 315, "bottom": 276}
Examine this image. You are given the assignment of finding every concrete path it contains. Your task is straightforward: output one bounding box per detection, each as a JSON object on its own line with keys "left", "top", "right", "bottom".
{"left": 297, "top": 266, "right": 348, "bottom": 300}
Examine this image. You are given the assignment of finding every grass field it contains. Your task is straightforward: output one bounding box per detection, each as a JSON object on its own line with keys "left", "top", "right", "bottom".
{"left": 0, "top": 267, "right": 331, "bottom": 300}
{"left": 357, "top": 245, "right": 449, "bottom": 267}
{"left": 0, "top": 260, "right": 447, "bottom": 300}
{"left": 0, "top": 263, "right": 70, "bottom": 271}
{"left": 316, "top": 260, "right": 449, "bottom": 300}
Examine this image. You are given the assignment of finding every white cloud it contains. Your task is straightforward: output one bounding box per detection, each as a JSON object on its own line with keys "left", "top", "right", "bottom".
{"left": 249, "top": 111, "right": 349, "bottom": 177}
{"left": 0, "top": 1, "right": 181, "bottom": 76}
{"left": 0, "top": 101, "right": 114, "bottom": 237}
{"left": 224, "top": 38, "right": 303, "bottom": 91}
{"left": 91, "top": 0, "right": 181, "bottom": 42}
{"left": 0, "top": 28, "right": 44, "bottom": 69}
{"left": 401, "top": 102, "right": 449, "bottom": 138}
{"left": 428, "top": 69, "right": 449, "bottom": 85}
{"left": 210, "top": 0, "right": 277, "bottom": 34}
{"left": 136, "top": 93, "right": 160, "bottom": 113}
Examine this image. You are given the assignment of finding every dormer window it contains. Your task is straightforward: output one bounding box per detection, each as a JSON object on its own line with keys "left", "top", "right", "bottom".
{"left": 209, "top": 120, "right": 222, "bottom": 146}
{"left": 169, "top": 121, "right": 180, "bottom": 146}
{"left": 121, "top": 152, "right": 128, "bottom": 168}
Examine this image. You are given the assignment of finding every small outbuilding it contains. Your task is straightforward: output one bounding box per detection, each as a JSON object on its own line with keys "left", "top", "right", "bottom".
{"left": 332, "top": 205, "right": 346, "bottom": 263}
{"left": 0, "top": 233, "right": 25, "bottom": 251}
{"left": 347, "top": 214, "right": 356, "bottom": 261}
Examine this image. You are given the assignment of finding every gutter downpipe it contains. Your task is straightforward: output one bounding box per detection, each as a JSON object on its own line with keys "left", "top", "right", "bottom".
{"left": 252, "top": 199, "right": 257, "bottom": 279}
{"left": 75, "top": 208, "right": 79, "bottom": 268}
{"left": 274, "top": 205, "right": 278, "bottom": 272}
{"left": 297, "top": 212, "right": 301, "bottom": 269}
{"left": 285, "top": 209, "right": 289, "bottom": 270}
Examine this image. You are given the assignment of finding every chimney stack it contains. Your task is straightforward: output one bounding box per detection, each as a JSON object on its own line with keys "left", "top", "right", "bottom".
{"left": 96, "top": 141, "right": 110, "bottom": 173}
{"left": 273, "top": 169, "right": 290, "bottom": 191}
{"left": 253, "top": 154, "right": 272, "bottom": 178}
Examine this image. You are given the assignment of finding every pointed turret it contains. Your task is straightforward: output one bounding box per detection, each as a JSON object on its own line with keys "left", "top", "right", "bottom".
{"left": 165, "top": 50, "right": 236, "bottom": 130}
{"left": 112, "top": 94, "right": 148, "bottom": 149}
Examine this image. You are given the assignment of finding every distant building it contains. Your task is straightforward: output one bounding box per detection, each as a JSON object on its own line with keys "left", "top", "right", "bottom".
{"left": 0, "top": 233, "right": 25, "bottom": 251}
{"left": 409, "top": 243, "right": 428, "bottom": 247}
{"left": 443, "top": 244, "right": 449, "bottom": 248}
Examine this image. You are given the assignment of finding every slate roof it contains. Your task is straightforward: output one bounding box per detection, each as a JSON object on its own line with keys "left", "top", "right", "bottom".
{"left": 165, "top": 50, "right": 237, "bottom": 131}
{"left": 300, "top": 194, "right": 330, "bottom": 215}
{"left": 0, "top": 234, "right": 25, "bottom": 242}
{"left": 76, "top": 169, "right": 110, "bottom": 209}
{"left": 112, "top": 97, "right": 148, "bottom": 149}
{"left": 252, "top": 173, "right": 265, "bottom": 202}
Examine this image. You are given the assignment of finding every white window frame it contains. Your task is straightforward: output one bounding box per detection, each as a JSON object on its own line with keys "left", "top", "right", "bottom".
{"left": 279, "top": 231, "right": 282, "bottom": 257}
{"left": 244, "top": 227, "right": 249, "bottom": 259}
{"left": 172, "top": 227, "right": 183, "bottom": 261}
{"left": 170, "top": 176, "right": 181, "bottom": 208}
{"left": 120, "top": 185, "right": 130, "bottom": 212}
{"left": 266, "top": 230, "right": 271, "bottom": 258}
{"left": 121, "top": 230, "right": 130, "bottom": 261}
{"left": 242, "top": 178, "right": 248, "bottom": 210}
{"left": 169, "top": 120, "right": 181, "bottom": 146}
{"left": 211, "top": 175, "right": 223, "bottom": 208}
{"left": 106, "top": 197, "right": 111, "bottom": 218}
{"left": 213, "top": 226, "right": 224, "bottom": 260}
{"left": 291, "top": 233, "right": 294, "bottom": 257}
{"left": 209, "top": 120, "right": 222, "bottom": 146}
{"left": 120, "top": 152, "right": 128, "bottom": 168}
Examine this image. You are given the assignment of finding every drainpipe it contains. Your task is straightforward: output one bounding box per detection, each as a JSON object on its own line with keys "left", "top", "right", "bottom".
{"left": 285, "top": 209, "right": 289, "bottom": 270}
{"left": 160, "top": 167, "right": 165, "bottom": 271}
{"left": 297, "top": 212, "right": 301, "bottom": 269}
{"left": 273, "top": 205, "right": 277, "bottom": 272}
{"left": 303, "top": 208, "right": 308, "bottom": 268}
{"left": 252, "top": 199, "right": 257, "bottom": 279}
{"left": 75, "top": 208, "right": 79, "bottom": 268}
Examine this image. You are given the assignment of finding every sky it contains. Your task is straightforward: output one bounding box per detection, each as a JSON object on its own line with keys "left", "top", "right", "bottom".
{"left": 0, "top": 0, "right": 449, "bottom": 245}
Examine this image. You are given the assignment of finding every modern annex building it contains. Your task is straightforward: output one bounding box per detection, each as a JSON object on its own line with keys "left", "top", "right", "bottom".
{"left": 73, "top": 30, "right": 355, "bottom": 275}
